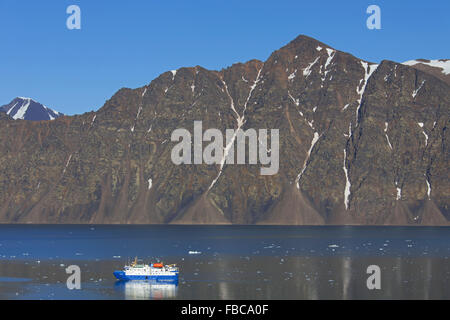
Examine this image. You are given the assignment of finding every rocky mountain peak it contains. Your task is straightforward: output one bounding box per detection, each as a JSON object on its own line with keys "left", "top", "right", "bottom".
{"left": 284, "top": 34, "right": 332, "bottom": 51}
{"left": 0, "top": 97, "right": 64, "bottom": 121}
{"left": 0, "top": 34, "right": 448, "bottom": 225}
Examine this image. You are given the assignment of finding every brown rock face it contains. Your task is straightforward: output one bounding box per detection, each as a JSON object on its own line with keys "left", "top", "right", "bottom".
{"left": 0, "top": 35, "right": 448, "bottom": 225}
{"left": 403, "top": 59, "right": 450, "bottom": 86}
{"left": 0, "top": 111, "right": 11, "bottom": 121}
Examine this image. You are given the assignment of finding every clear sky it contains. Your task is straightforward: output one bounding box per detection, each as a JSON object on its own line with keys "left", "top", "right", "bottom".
{"left": 0, "top": 0, "right": 448, "bottom": 115}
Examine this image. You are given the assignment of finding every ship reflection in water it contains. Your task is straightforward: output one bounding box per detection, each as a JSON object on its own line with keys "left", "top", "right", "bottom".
{"left": 115, "top": 280, "right": 178, "bottom": 300}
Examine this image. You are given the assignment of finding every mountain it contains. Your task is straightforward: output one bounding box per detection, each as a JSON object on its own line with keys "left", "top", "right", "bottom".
{"left": 0, "top": 97, "right": 63, "bottom": 121}
{"left": 0, "top": 35, "right": 448, "bottom": 225}
{"left": 0, "top": 111, "right": 11, "bottom": 121}
{"left": 403, "top": 59, "right": 450, "bottom": 86}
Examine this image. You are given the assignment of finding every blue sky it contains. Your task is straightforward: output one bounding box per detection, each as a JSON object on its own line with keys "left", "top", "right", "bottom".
{"left": 0, "top": 0, "right": 448, "bottom": 115}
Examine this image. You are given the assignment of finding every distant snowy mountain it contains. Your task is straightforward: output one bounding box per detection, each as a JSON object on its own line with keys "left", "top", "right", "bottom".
{"left": 0, "top": 97, "right": 63, "bottom": 121}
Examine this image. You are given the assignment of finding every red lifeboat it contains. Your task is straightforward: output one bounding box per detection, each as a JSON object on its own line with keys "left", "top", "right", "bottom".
{"left": 153, "top": 263, "right": 163, "bottom": 268}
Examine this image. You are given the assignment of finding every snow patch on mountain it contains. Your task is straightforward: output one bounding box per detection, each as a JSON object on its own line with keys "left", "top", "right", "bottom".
{"left": 343, "top": 149, "right": 351, "bottom": 210}
{"left": 403, "top": 59, "right": 450, "bottom": 75}
{"left": 296, "top": 132, "right": 320, "bottom": 188}
{"left": 355, "top": 62, "right": 378, "bottom": 125}
{"left": 303, "top": 57, "right": 319, "bottom": 78}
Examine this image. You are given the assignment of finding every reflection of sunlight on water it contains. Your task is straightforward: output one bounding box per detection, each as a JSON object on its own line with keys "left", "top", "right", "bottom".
{"left": 116, "top": 281, "right": 178, "bottom": 300}
{"left": 342, "top": 256, "right": 352, "bottom": 300}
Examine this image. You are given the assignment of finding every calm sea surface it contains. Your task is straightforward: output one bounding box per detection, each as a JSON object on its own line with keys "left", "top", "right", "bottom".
{"left": 0, "top": 225, "right": 449, "bottom": 300}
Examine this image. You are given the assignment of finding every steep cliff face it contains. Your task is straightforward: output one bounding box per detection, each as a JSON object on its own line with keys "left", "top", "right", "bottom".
{"left": 0, "top": 35, "right": 448, "bottom": 225}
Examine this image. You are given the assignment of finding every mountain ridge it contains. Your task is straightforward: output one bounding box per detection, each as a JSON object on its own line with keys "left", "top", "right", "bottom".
{"left": 0, "top": 34, "right": 448, "bottom": 225}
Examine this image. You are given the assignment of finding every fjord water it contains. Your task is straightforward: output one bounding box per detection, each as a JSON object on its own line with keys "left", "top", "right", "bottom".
{"left": 0, "top": 225, "right": 449, "bottom": 300}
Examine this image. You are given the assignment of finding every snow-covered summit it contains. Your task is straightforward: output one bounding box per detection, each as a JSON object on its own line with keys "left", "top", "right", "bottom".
{"left": 0, "top": 97, "right": 63, "bottom": 121}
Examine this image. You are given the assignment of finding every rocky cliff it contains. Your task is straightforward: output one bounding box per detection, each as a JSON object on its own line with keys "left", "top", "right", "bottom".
{"left": 0, "top": 35, "right": 448, "bottom": 225}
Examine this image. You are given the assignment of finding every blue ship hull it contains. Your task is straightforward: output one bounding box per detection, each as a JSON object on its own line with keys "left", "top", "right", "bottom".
{"left": 114, "top": 271, "right": 178, "bottom": 282}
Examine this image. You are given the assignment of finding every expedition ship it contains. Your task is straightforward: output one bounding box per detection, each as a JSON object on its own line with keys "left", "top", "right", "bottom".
{"left": 113, "top": 257, "right": 179, "bottom": 281}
